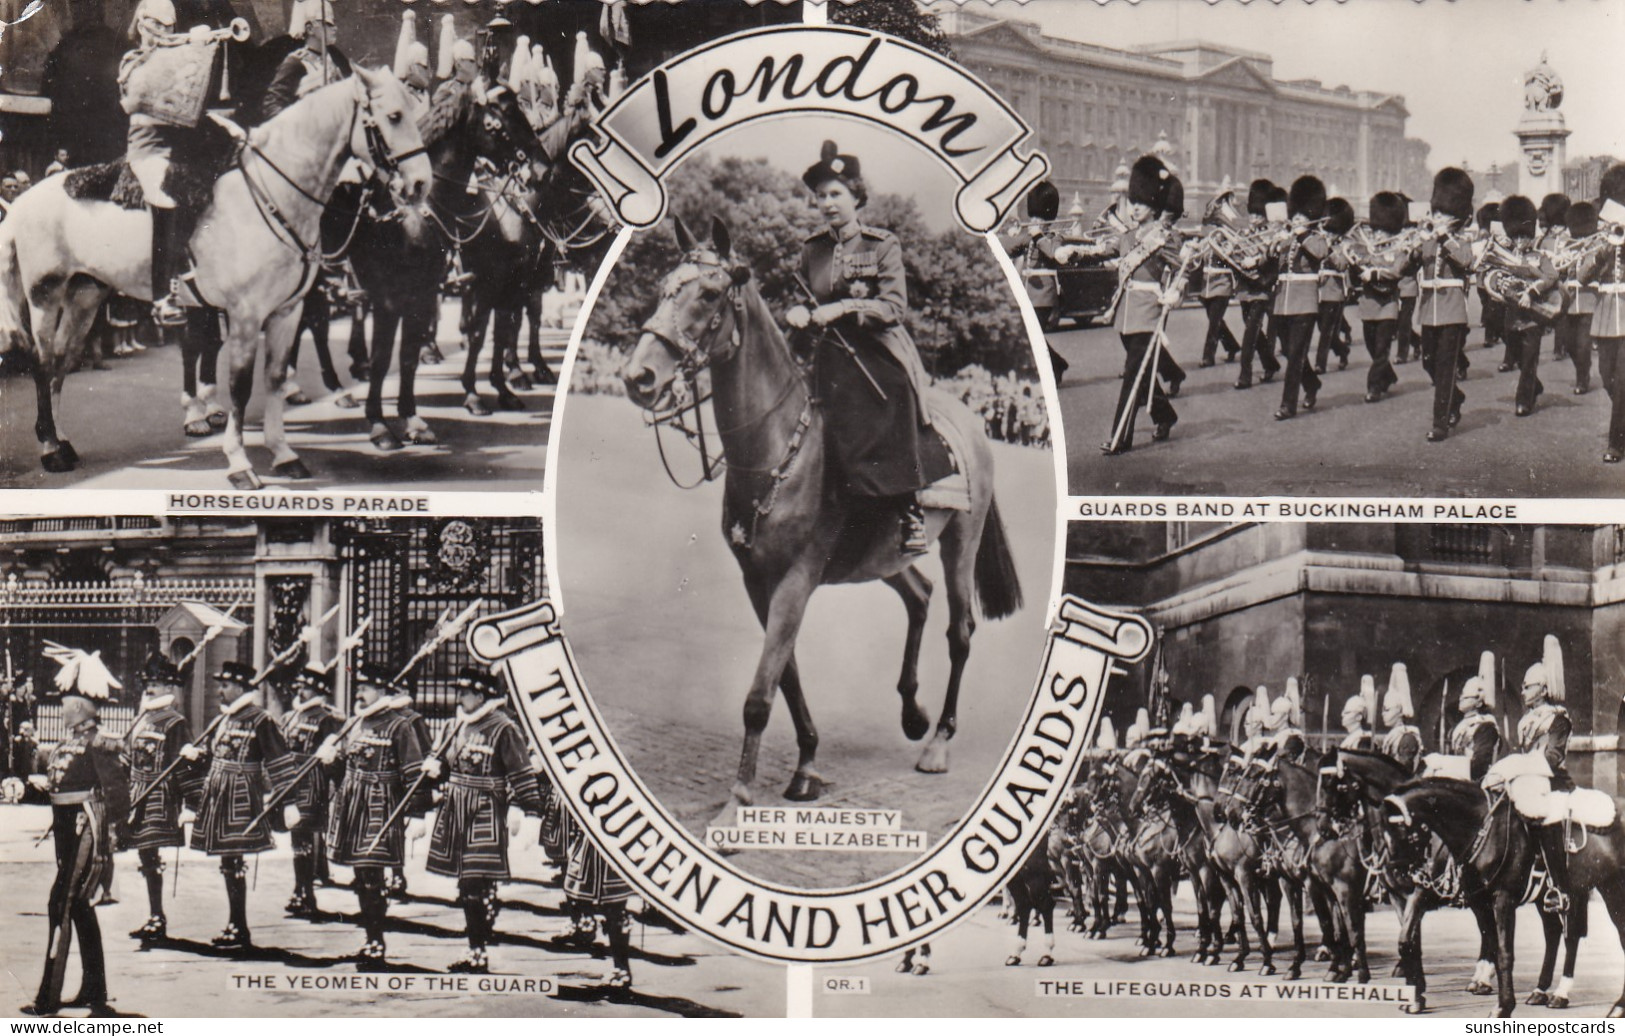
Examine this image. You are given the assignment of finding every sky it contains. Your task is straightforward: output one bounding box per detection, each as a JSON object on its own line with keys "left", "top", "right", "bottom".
{"left": 940, "top": 0, "right": 1625, "bottom": 171}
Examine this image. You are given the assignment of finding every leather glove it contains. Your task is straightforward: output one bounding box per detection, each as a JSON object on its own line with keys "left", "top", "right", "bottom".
{"left": 283, "top": 804, "right": 302, "bottom": 830}
{"left": 406, "top": 817, "right": 426, "bottom": 843}
{"left": 1053, "top": 245, "right": 1076, "bottom": 265}
{"left": 420, "top": 756, "right": 443, "bottom": 780}
{"left": 27, "top": 773, "right": 49, "bottom": 792}
{"left": 811, "top": 302, "right": 847, "bottom": 327}
{"left": 785, "top": 305, "right": 811, "bottom": 330}
{"left": 178, "top": 807, "right": 197, "bottom": 826}
{"left": 508, "top": 807, "right": 524, "bottom": 837}
{"left": 314, "top": 735, "right": 341, "bottom": 765}
{"left": 1159, "top": 290, "right": 1183, "bottom": 309}
{"left": 179, "top": 743, "right": 204, "bottom": 762}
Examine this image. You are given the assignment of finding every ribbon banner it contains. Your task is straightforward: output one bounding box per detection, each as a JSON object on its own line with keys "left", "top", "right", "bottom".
{"left": 472, "top": 595, "right": 1149, "bottom": 964}
{"left": 569, "top": 25, "right": 1050, "bottom": 234}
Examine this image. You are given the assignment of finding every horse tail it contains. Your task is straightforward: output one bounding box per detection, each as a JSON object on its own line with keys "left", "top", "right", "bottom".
{"left": 0, "top": 216, "right": 28, "bottom": 354}
{"left": 974, "top": 496, "right": 1023, "bottom": 621}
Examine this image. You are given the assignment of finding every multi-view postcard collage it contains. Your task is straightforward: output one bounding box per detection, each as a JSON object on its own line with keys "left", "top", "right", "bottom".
{"left": 0, "top": 0, "right": 1621, "bottom": 1024}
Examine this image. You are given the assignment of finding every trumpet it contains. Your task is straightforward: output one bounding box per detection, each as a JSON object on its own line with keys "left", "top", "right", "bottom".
{"left": 156, "top": 17, "right": 251, "bottom": 45}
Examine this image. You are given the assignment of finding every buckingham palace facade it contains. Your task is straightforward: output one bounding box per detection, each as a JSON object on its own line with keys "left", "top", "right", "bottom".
{"left": 941, "top": 9, "right": 1434, "bottom": 217}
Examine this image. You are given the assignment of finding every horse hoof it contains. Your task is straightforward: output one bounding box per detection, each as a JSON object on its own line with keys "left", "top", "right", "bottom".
{"left": 1526, "top": 991, "right": 1550, "bottom": 1007}
{"left": 901, "top": 701, "right": 930, "bottom": 742}
{"left": 912, "top": 965, "right": 930, "bottom": 976}
{"left": 1287, "top": 967, "right": 1301, "bottom": 981}
{"left": 1606, "top": 1005, "right": 1625, "bottom": 1019}
{"left": 1036, "top": 956, "right": 1054, "bottom": 968}
{"left": 1157, "top": 946, "right": 1175, "bottom": 958}
{"left": 1393, "top": 963, "right": 1407, "bottom": 979}
{"left": 58, "top": 441, "right": 79, "bottom": 466}
{"left": 227, "top": 470, "right": 263, "bottom": 491}
{"left": 1549, "top": 997, "right": 1569, "bottom": 1010}
{"left": 184, "top": 419, "right": 213, "bottom": 438}
{"left": 207, "top": 410, "right": 228, "bottom": 431}
{"left": 1228, "top": 961, "right": 1245, "bottom": 973}
{"left": 895, "top": 960, "right": 911, "bottom": 973}
{"left": 1315, "top": 946, "right": 1332, "bottom": 963}
{"left": 1468, "top": 981, "right": 1495, "bottom": 996}
{"left": 273, "top": 459, "right": 312, "bottom": 480}
{"left": 1004, "top": 956, "right": 1021, "bottom": 967}
{"left": 334, "top": 393, "right": 361, "bottom": 410}
{"left": 1259, "top": 964, "right": 1277, "bottom": 977}
{"left": 1358, "top": 971, "right": 1370, "bottom": 985}
{"left": 496, "top": 393, "right": 527, "bottom": 412}
{"left": 464, "top": 394, "right": 493, "bottom": 417}
{"left": 783, "top": 772, "right": 825, "bottom": 802}
{"left": 40, "top": 450, "right": 71, "bottom": 474}
{"left": 1138, "top": 946, "right": 1153, "bottom": 958}
{"left": 916, "top": 738, "right": 950, "bottom": 774}
{"left": 1401, "top": 1000, "right": 1426, "bottom": 1015}
{"left": 1190, "top": 953, "right": 1205, "bottom": 966}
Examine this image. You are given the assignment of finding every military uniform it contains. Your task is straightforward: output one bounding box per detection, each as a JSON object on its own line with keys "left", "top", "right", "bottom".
{"left": 1517, "top": 702, "right": 1572, "bottom": 791}
{"left": 1235, "top": 181, "right": 1281, "bottom": 387}
{"left": 124, "top": 679, "right": 196, "bottom": 940}
{"left": 1272, "top": 229, "right": 1330, "bottom": 418}
{"left": 1579, "top": 232, "right": 1625, "bottom": 459}
{"left": 1339, "top": 729, "right": 1374, "bottom": 752}
{"left": 260, "top": 44, "right": 351, "bottom": 122}
{"left": 1314, "top": 209, "right": 1354, "bottom": 373}
{"left": 385, "top": 693, "right": 433, "bottom": 897}
{"left": 1198, "top": 239, "right": 1242, "bottom": 366}
{"left": 1379, "top": 723, "right": 1424, "bottom": 776}
{"left": 278, "top": 668, "right": 342, "bottom": 918}
{"left": 1267, "top": 726, "right": 1307, "bottom": 766}
{"left": 1449, "top": 711, "right": 1502, "bottom": 782}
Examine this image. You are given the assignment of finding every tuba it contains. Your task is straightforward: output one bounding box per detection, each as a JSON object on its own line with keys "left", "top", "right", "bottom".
{"left": 1479, "top": 240, "right": 1561, "bottom": 322}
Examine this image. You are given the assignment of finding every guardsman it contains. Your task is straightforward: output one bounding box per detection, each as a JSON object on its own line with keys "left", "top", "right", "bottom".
{"left": 1338, "top": 675, "right": 1377, "bottom": 751}
{"left": 316, "top": 663, "right": 429, "bottom": 969}
{"left": 1491, "top": 195, "right": 1561, "bottom": 417}
{"left": 1234, "top": 179, "right": 1281, "bottom": 389}
{"left": 124, "top": 654, "right": 196, "bottom": 943}
{"left": 1263, "top": 678, "right": 1306, "bottom": 764}
{"left": 423, "top": 667, "right": 546, "bottom": 973}
{"left": 1579, "top": 165, "right": 1625, "bottom": 462}
{"left": 180, "top": 661, "right": 299, "bottom": 948}
{"left": 1356, "top": 192, "right": 1409, "bottom": 402}
{"left": 1561, "top": 202, "right": 1600, "bottom": 396}
{"left": 1314, "top": 197, "right": 1355, "bottom": 374}
{"left": 1197, "top": 182, "right": 1244, "bottom": 367}
{"left": 1377, "top": 662, "right": 1423, "bottom": 775}
{"left": 1450, "top": 675, "right": 1502, "bottom": 781}
{"left": 1101, "top": 154, "right": 1187, "bottom": 455}
{"left": 1539, "top": 193, "right": 1572, "bottom": 362}
{"left": 1394, "top": 193, "right": 1421, "bottom": 365}
{"left": 21, "top": 697, "right": 129, "bottom": 1016}
{"left": 565, "top": 826, "right": 637, "bottom": 988}
{"left": 1408, "top": 168, "right": 1476, "bottom": 442}
{"left": 1272, "top": 176, "right": 1330, "bottom": 421}
{"left": 260, "top": 0, "right": 351, "bottom": 122}
{"left": 1516, "top": 635, "right": 1572, "bottom": 790}
{"left": 1475, "top": 201, "right": 1509, "bottom": 371}
{"left": 279, "top": 662, "right": 342, "bottom": 920}
{"left": 1000, "top": 180, "right": 1073, "bottom": 381}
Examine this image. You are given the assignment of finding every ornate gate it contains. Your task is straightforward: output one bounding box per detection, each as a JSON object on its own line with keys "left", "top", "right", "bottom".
{"left": 336, "top": 518, "right": 545, "bottom": 734}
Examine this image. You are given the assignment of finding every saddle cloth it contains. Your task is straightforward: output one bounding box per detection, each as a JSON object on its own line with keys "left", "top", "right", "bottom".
{"left": 915, "top": 389, "right": 971, "bottom": 513}
{"left": 1422, "top": 752, "right": 1471, "bottom": 780}
{"left": 1486, "top": 752, "right": 1618, "bottom": 829}
{"left": 62, "top": 126, "right": 239, "bottom": 213}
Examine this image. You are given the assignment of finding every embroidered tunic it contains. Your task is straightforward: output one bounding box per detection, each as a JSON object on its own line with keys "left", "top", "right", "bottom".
{"left": 326, "top": 706, "right": 429, "bottom": 868}
{"left": 426, "top": 707, "right": 545, "bottom": 880}
{"left": 124, "top": 698, "right": 195, "bottom": 850}
{"left": 188, "top": 701, "right": 297, "bottom": 855}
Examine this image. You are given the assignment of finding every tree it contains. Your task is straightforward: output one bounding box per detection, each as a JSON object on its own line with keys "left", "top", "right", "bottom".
{"left": 831, "top": 0, "right": 953, "bottom": 59}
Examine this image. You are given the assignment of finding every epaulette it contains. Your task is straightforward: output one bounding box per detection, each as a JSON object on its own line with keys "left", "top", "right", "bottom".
{"left": 803, "top": 227, "right": 832, "bottom": 245}
{"left": 860, "top": 225, "right": 896, "bottom": 243}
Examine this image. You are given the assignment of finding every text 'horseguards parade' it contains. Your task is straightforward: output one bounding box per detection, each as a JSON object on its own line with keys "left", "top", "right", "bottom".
{"left": 0, "top": 0, "right": 624, "bottom": 487}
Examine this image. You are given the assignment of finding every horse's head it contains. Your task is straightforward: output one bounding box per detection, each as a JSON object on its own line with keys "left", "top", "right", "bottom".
{"left": 473, "top": 83, "right": 546, "bottom": 178}
{"left": 351, "top": 65, "right": 431, "bottom": 205}
{"left": 623, "top": 216, "right": 752, "bottom": 412}
{"left": 1128, "top": 755, "right": 1173, "bottom": 815}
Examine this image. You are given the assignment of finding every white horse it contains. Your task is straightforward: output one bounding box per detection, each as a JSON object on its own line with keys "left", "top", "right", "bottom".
{"left": 0, "top": 65, "right": 431, "bottom": 488}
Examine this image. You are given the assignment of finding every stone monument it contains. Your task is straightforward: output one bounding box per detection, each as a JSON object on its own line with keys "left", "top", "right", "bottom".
{"left": 1515, "top": 52, "right": 1570, "bottom": 200}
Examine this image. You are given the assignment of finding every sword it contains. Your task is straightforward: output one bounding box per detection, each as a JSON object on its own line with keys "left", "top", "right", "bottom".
{"left": 253, "top": 602, "right": 342, "bottom": 684}
{"left": 792, "top": 273, "right": 886, "bottom": 402}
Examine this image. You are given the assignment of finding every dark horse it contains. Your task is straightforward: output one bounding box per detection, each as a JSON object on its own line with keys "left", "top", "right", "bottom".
{"left": 1136, "top": 749, "right": 1234, "bottom": 965}
{"left": 621, "top": 218, "right": 1023, "bottom": 819}
{"left": 1384, "top": 776, "right": 1625, "bottom": 1017}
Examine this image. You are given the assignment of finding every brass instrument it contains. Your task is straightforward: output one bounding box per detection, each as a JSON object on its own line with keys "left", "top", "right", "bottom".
{"left": 119, "top": 18, "right": 250, "bottom": 125}
{"left": 1552, "top": 231, "right": 1612, "bottom": 276}
{"left": 1478, "top": 239, "right": 1561, "bottom": 321}
{"left": 149, "top": 17, "right": 251, "bottom": 45}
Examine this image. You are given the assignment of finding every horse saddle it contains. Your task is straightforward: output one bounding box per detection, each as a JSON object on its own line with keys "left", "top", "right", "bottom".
{"left": 915, "top": 389, "right": 971, "bottom": 513}
{"left": 62, "top": 125, "right": 239, "bottom": 213}
{"left": 1489, "top": 753, "right": 1617, "bottom": 830}
{"left": 1421, "top": 752, "right": 1471, "bottom": 781}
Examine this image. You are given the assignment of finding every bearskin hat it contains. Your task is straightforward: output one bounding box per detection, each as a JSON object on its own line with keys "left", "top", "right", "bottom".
{"left": 1568, "top": 201, "right": 1599, "bottom": 239}
{"left": 1268, "top": 184, "right": 1289, "bottom": 207}
{"left": 1288, "top": 175, "right": 1327, "bottom": 221}
{"left": 1475, "top": 202, "right": 1500, "bottom": 233}
{"left": 1247, "top": 178, "right": 1275, "bottom": 217}
{"left": 1500, "top": 194, "right": 1537, "bottom": 238}
{"left": 141, "top": 653, "right": 183, "bottom": 692}
{"left": 1128, "top": 154, "right": 1172, "bottom": 210}
{"left": 1540, "top": 193, "right": 1571, "bottom": 231}
{"left": 1026, "top": 180, "right": 1060, "bottom": 222}
{"left": 1430, "top": 167, "right": 1475, "bottom": 222}
{"left": 1325, "top": 197, "right": 1355, "bottom": 236}
{"left": 1601, "top": 164, "right": 1625, "bottom": 208}
{"left": 1369, "top": 192, "right": 1405, "bottom": 235}
{"left": 1161, "top": 173, "right": 1185, "bottom": 220}
{"left": 802, "top": 140, "right": 866, "bottom": 205}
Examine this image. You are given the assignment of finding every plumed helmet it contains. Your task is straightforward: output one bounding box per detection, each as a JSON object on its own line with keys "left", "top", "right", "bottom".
{"left": 1250, "top": 685, "right": 1271, "bottom": 727}
{"left": 1326, "top": 197, "right": 1356, "bottom": 236}
{"left": 1027, "top": 180, "right": 1060, "bottom": 222}
{"left": 1247, "top": 178, "right": 1275, "bottom": 217}
{"left": 1360, "top": 674, "right": 1379, "bottom": 728}
{"left": 1289, "top": 175, "right": 1327, "bottom": 221}
{"left": 213, "top": 660, "right": 256, "bottom": 687}
{"left": 61, "top": 695, "right": 98, "bottom": 729}
{"left": 574, "top": 31, "right": 605, "bottom": 80}
{"left": 1499, "top": 194, "right": 1538, "bottom": 239}
{"left": 1544, "top": 634, "right": 1565, "bottom": 703}
{"left": 393, "top": 10, "right": 419, "bottom": 81}
{"left": 1341, "top": 692, "right": 1370, "bottom": 725}
{"left": 1476, "top": 202, "right": 1501, "bottom": 233}
{"left": 1600, "top": 164, "right": 1625, "bottom": 208}
{"left": 1096, "top": 716, "right": 1118, "bottom": 750}
{"left": 802, "top": 140, "right": 866, "bottom": 206}
{"left": 289, "top": 0, "right": 335, "bottom": 40}
{"left": 1384, "top": 663, "right": 1414, "bottom": 720}
{"left": 454, "top": 664, "right": 505, "bottom": 699}
{"left": 1568, "top": 201, "right": 1599, "bottom": 239}
{"left": 436, "top": 15, "right": 457, "bottom": 81}
{"left": 1459, "top": 675, "right": 1487, "bottom": 709}
{"left": 291, "top": 663, "right": 333, "bottom": 698}
{"left": 532, "top": 44, "right": 558, "bottom": 100}
{"left": 1172, "top": 701, "right": 1195, "bottom": 736}
{"left": 1126, "top": 706, "right": 1151, "bottom": 747}
{"left": 1129, "top": 155, "right": 1172, "bottom": 211}
{"left": 1540, "top": 193, "right": 1571, "bottom": 231}
{"left": 508, "top": 34, "right": 532, "bottom": 87}
{"left": 1477, "top": 650, "right": 1498, "bottom": 710}
{"left": 1369, "top": 192, "right": 1406, "bottom": 235}
{"left": 1267, "top": 676, "right": 1303, "bottom": 729}
{"left": 1430, "top": 167, "right": 1475, "bottom": 222}
{"left": 140, "top": 652, "right": 182, "bottom": 692}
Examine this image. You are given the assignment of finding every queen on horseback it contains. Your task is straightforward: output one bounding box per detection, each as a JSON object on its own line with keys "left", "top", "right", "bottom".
{"left": 787, "top": 140, "right": 934, "bottom": 555}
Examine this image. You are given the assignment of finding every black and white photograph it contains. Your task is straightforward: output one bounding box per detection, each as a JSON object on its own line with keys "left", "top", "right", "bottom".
{"left": 0, "top": 515, "right": 785, "bottom": 1018}
{"left": 0, "top": 0, "right": 798, "bottom": 491}
{"left": 822, "top": 518, "right": 1625, "bottom": 1017}
{"left": 550, "top": 103, "right": 1060, "bottom": 890}
{"left": 930, "top": 0, "right": 1625, "bottom": 497}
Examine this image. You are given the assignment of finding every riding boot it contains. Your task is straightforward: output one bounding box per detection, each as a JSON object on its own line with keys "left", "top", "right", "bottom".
{"left": 901, "top": 496, "right": 929, "bottom": 556}
{"left": 150, "top": 207, "right": 185, "bottom": 326}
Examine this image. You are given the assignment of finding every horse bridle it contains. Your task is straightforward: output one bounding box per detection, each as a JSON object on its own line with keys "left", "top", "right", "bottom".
{"left": 640, "top": 250, "right": 748, "bottom": 379}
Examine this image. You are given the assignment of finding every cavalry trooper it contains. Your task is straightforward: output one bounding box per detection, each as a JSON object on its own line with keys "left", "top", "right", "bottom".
{"left": 1517, "top": 636, "right": 1572, "bottom": 790}
{"left": 279, "top": 662, "right": 343, "bottom": 920}
{"left": 384, "top": 681, "right": 434, "bottom": 899}
{"left": 260, "top": 0, "right": 351, "bottom": 121}
{"left": 179, "top": 661, "right": 300, "bottom": 949}
{"left": 393, "top": 10, "right": 432, "bottom": 123}
{"left": 1237, "top": 687, "right": 1270, "bottom": 762}
{"left": 1262, "top": 678, "right": 1306, "bottom": 764}
{"left": 1377, "top": 663, "right": 1423, "bottom": 775}
{"left": 21, "top": 697, "right": 129, "bottom": 1016}
{"left": 315, "top": 663, "right": 428, "bottom": 970}
{"left": 1338, "top": 675, "right": 1377, "bottom": 751}
{"left": 1450, "top": 675, "right": 1503, "bottom": 781}
{"left": 423, "top": 667, "right": 545, "bottom": 974}
{"left": 124, "top": 654, "right": 196, "bottom": 944}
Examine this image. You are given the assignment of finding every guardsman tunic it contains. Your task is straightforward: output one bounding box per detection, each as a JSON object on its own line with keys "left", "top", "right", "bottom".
{"left": 1000, "top": 227, "right": 1062, "bottom": 313}
{"left": 565, "top": 835, "right": 633, "bottom": 907}
{"left": 326, "top": 701, "right": 428, "bottom": 869}
{"left": 1492, "top": 244, "right": 1560, "bottom": 334}
{"left": 278, "top": 696, "right": 342, "bottom": 827}
{"left": 1355, "top": 236, "right": 1407, "bottom": 322}
{"left": 1318, "top": 240, "right": 1350, "bottom": 305}
{"left": 189, "top": 697, "right": 297, "bottom": 855}
{"left": 1273, "top": 233, "right": 1330, "bottom": 317}
{"left": 1114, "top": 222, "right": 1186, "bottom": 335}
{"left": 426, "top": 704, "right": 545, "bottom": 880}
{"left": 1269, "top": 728, "right": 1306, "bottom": 765}
{"left": 1411, "top": 234, "right": 1475, "bottom": 327}
{"left": 1578, "top": 242, "right": 1625, "bottom": 340}
{"left": 1379, "top": 724, "right": 1424, "bottom": 776}
{"left": 1517, "top": 702, "right": 1573, "bottom": 790}
{"left": 1200, "top": 254, "right": 1236, "bottom": 301}
{"left": 1339, "top": 729, "right": 1374, "bottom": 752}
{"left": 1449, "top": 712, "right": 1502, "bottom": 781}
{"left": 124, "top": 695, "right": 195, "bottom": 850}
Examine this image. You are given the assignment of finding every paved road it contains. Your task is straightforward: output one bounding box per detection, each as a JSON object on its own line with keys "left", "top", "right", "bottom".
{"left": 1057, "top": 305, "right": 1622, "bottom": 498}
{"left": 0, "top": 300, "right": 561, "bottom": 492}
{"left": 815, "top": 884, "right": 1625, "bottom": 1018}
{"left": 0, "top": 803, "right": 783, "bottom": 1019}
